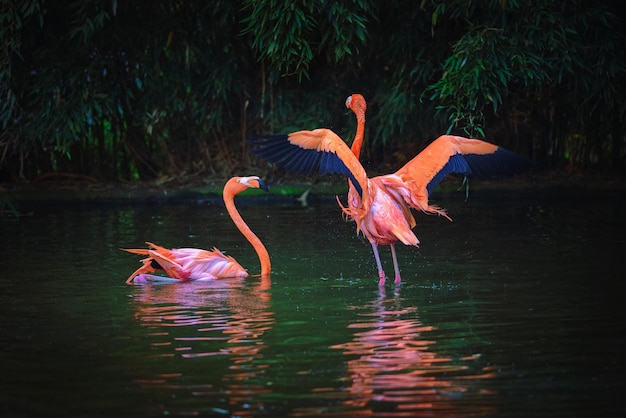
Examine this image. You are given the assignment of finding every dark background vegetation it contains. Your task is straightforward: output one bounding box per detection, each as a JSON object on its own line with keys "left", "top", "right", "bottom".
{"left": 1, "top": 0, "right": 625, "bottom": 186}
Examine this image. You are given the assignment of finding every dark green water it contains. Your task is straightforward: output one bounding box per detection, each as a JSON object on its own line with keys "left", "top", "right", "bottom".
{"left": 1, "top": 188, "right": 624, "bottom": 417}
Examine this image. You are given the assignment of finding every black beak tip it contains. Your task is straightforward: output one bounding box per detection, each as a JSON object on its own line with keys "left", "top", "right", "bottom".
{"left": 258, "top": 178, "right": 270, "bottom": 192}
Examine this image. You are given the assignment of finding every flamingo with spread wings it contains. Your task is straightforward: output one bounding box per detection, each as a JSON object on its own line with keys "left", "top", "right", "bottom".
{"left": 123, "top": 176, "right": 271, "bottom": 284}
{"left": 250, "top": 96, "right": 528, "bottom": 285}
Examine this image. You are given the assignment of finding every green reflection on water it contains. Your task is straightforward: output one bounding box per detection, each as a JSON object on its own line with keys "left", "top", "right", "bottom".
{"left": 0, "top": 189, "right": 624, "bottom": 417}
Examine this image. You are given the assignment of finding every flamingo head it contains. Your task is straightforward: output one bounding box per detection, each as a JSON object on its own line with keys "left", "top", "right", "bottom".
{"left": 345, "top": 94, "right": 366, "bottom": 121}
{"left": 238, "top": 176, "right": 270, "bottom": 192}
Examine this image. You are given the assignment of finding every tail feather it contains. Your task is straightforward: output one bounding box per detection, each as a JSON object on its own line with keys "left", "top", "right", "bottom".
{"left": 123, "top": 242, "right": 181, "bottom": 283}
{"left": 125, "top": 259, "right": 155, "bottom": 284}
{"left": 121, "top": 248, "right": 150, "bottom": 255}
{"left": 391, "top": 226, "right": 419, "bottom": 247}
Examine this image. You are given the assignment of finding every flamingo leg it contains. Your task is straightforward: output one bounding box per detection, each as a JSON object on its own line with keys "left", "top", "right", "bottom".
{"left": 370, "top": 242, "right": 387, "bottom": 286}
{"left": 389, "top": 243, "right": 402, "bottom": 285}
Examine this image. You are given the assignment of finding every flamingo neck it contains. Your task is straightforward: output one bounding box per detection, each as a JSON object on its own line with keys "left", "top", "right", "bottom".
{"left": 351, "top": 112, "right": 365, "bottom": 159}
{"left": 348, "top": 110, "right": 366, "bottom": 201}
{"left": 223, "top": 189, "right": 271, "bottom": 276}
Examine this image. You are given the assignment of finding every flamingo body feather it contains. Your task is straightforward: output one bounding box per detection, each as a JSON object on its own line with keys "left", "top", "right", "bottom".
{"left": 123, "top": 176, "right": 271, "bottom": 284}
{"left": 249, "top": 95, "right": 529, "bottom": 285}
{"left": 124, "top": 242, "right": 247, "bottom": 281}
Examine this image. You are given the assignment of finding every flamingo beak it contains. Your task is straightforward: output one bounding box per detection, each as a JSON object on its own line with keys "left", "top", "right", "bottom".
{"left": 345, "top": 95, "right": 352, "bottom": 108}
{"left": 257, "top": 178, "right": 270, "bottom": 192}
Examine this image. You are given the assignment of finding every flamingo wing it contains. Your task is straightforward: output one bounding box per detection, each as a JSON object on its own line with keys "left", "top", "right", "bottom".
{"left": 395, "top": 135, "right": 529, "bottom": 195}
{"left": 146, "top": 248, "right": 192, "bottom": 280}
{"left": 123, "top": 242, "right": 248, "bottom": 283}
{"left": 179, "top": 246, "right": 248, "bottom": 279}
{"left": 250, "top": 129, "right": 368, "bottom": 199}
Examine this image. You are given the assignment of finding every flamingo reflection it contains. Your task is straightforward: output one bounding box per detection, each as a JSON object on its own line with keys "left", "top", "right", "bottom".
{"left": 130, "top": 277, "right": 274, "bottom": 417}
{"left": 324, "top": 286, "right": 497, "bottom": 417}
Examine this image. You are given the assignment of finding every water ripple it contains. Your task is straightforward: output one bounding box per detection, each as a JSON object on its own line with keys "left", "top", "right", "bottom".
{"left": 322, "top": 287, "right": 496, "bottom": 417}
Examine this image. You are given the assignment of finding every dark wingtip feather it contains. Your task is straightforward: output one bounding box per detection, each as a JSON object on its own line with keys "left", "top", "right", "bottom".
{"left": 427, "top": 147, "right": 532, "bottom": 194}
{"left": 248, "top": 133, "right": 364, "bottom": 198}
{"left": 464, "top": 147, "right": 533, "bottom": 177}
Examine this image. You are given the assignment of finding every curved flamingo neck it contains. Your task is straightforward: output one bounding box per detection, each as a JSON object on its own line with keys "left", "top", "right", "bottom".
{"left": 348, "top": 95, "right": 366, "bottom": 159}
{"left": 351, "top": 112, "right": 365, "bottom": 158}
{"left": 348, "top": 95, "right": 367, "bottom": 199}
{"left": 223, "top": 182, "right": 271, "bottom": 276}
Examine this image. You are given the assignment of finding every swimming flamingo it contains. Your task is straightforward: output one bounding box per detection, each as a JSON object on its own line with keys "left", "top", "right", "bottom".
{"left": 123, "top": 176, "right": 271, "bottom": 284}
{"left": 250, "top": 98, "right": 528, "bottom": 285}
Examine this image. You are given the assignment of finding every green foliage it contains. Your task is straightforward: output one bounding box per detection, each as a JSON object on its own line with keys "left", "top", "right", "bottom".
{"left": 0, "top": 0, "right": 624, "bottom": 183}
{"left": 0, "top": 0, "right": 42, "bottom": 165}
{"left": 241, "top": 1, "right": 316, "bottom": 80}
{"left": 424, "top": 0, "right": 625, "bottom": 152}
{"left": 241, "top": 0, "right": 370, "bottom": 81}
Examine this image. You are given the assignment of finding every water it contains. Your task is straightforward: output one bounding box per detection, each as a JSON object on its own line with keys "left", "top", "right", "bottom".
{"left": 1, "top": 187, "right": 624, "bottom": 417}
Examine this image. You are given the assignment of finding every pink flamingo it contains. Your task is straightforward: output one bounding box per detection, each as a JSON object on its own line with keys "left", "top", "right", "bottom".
{"left": 123, "top": 176, "right": 271, "bottom": 283}
{"left": 250, "top": 95, "right": 528, "bottom": 285}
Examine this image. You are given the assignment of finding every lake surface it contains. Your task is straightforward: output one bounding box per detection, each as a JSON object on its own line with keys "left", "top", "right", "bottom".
{"left": 1, "top": 186, "right": 624, "bottom": 417}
